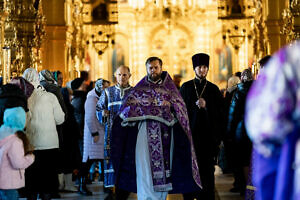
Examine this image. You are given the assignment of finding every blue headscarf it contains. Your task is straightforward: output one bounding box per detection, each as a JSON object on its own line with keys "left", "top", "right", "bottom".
{"left": 0, "top": 107, "right": 26, "bottom": 140}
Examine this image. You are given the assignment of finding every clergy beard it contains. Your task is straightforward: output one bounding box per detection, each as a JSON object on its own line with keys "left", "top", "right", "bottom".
{"left": 148, "top": 73, "right": 162, "bottom": 82}
{"left": 196, "top": 74, "right": 206, "bottom": 81}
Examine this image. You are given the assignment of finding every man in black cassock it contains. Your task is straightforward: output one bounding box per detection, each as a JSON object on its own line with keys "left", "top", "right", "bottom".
{"left": 180, "top": 53, "right": 225, "bottom": 200}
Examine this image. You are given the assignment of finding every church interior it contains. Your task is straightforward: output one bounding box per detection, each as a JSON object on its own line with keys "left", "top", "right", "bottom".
{"left": 0, "top": 0, "right": 295, "bottom": 88}
{"left": 0, "top": 0, "right": 299, "bottom": 200}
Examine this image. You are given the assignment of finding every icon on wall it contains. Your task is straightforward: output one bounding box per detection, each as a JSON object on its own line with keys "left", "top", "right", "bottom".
{"left": 216, "top": 44, "right": 232, "bottom": 81}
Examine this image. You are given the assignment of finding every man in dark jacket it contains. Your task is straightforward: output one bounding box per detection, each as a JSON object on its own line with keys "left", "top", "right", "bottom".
{"left": 226, "top": 68, "right": 253, "bottom": 195}
{"left": 180, "top": 53, "right": 225, "bottom": 200}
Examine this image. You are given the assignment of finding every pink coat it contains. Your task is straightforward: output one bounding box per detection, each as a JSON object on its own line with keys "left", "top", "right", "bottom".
{"left": 0, "top": 134, "right": 34, "bottom": 189}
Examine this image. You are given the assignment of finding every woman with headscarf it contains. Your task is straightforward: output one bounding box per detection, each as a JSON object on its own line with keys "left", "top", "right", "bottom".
{"left": 52, "top": 71, "right": 63, "bottom": 88}
{"left": 221, "top": 75, "right": 241, "bottom": 175}
{"left": 76, "top": 78, "right": 110, "bottom": 196}
{"left": 227, "top": 68, "right": 254, "bottom": 196}
{"left": 10, "top": 77, "right": 35, "bottom": 100}
{"left": 22, "top": 68, "right": 65, "bottom": 200}
{"left": 0, "top": 107, "right": 35, "bottom": 200}
{"left": 39, "top": 70, "right": 67, "bottom": 197}
{"left": 39, "top": 69, "right": 67, "bottom": 116}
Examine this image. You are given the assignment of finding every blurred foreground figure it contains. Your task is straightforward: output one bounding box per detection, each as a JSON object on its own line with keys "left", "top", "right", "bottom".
{"left": 245, "top": 41, "right": 300, "bottom": 200}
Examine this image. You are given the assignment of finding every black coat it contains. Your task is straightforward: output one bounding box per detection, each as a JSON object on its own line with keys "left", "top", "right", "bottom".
{"left": 58, "top": 88, "right": 81, "bottom": 172}
{"left": 226, "top": 81, "right": 253, "bottom": 165}
{"left": 71, "top": 90, "right": 87, "bottom": 136}
{"left": 180, "top": 79, "right": 225, "bottom": 161}
{"left": 0, "top": 84, "right": 28, "bottom": 126}
{"left": 227, "top": 81, "right": 253, "bottom": 141}
{"left": 223, "top": 87, "right": 238, "bottom": 137}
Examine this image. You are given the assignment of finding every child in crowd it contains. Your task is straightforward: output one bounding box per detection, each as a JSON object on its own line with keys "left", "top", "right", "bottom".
{"left": 0, "top": 107, "right": 35, "bottom": 200}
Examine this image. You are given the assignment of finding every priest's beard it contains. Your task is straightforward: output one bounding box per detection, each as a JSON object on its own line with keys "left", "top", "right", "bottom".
{"left": 148, "top": 72, "right": 162, "bottom": 82}
{"left": 196, "top": 74, "right": 206, "bottom": 81}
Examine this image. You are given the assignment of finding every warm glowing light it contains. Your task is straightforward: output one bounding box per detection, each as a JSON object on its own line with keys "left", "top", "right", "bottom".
{"left": 163, "top": 0, "right": 168, "bottom": 7}
{"left": 238, "top": 43, "right": 246, "bottom": 71}
{"left": 155, "top": 0, "right": 159, "bottom": 7}
{"left": 140, "top": 0, "right": 145, "bottom": 9}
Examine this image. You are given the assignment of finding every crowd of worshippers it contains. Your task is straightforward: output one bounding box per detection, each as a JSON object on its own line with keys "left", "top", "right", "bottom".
{"left": 0, "top": 41, "right": 299, "bottom": 200}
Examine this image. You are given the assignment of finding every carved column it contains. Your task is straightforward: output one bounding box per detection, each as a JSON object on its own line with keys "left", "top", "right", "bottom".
{"left": 0, "top": 0, "right": 8, "bottom": 83}
{"left": 65, "top": 0, "right": 85, "bottom": 81}
{"left": 3, "top": 0, "right": 37, "bottom": 77}
{"left": 282, "top": 0, "right": 300, "bottom": 43}
{"left": 265, "top": 0, "right": 286, "bottom": 53}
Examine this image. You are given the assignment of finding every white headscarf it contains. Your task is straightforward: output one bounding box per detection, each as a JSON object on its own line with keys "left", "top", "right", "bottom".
{"left": 22, "top": 68, "right": 41, "bottom": 88}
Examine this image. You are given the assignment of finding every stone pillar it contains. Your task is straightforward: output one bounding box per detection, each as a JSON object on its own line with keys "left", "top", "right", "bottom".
{"left": 265, "top": 0, "right": 287, "bottom": 54}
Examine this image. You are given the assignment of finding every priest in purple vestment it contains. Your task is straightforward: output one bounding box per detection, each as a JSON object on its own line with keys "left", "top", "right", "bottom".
{"left": 111, "top": 57, "right": 202, "bottom": 200}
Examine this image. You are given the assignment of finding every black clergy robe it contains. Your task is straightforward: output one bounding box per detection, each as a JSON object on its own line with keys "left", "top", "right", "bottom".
{"left": 180, "top": 78, "right": 225, "bottom": 200}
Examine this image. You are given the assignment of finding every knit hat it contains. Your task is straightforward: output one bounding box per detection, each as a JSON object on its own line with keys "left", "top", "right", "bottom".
{"left": 192, "top": 53, "right": 210, "bottom": 69}
{"left": 71, "top": 78, "right": 84, "bottom": 90}
{"left": 3, "top": 107, "right": 26, "bottom": 132}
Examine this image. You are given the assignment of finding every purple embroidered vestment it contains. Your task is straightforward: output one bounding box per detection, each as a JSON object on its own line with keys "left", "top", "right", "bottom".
{"left": 119, "top": 71, "right": 202, "bottom": 191}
